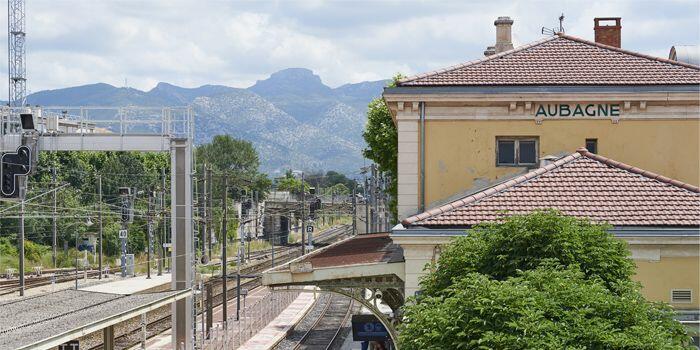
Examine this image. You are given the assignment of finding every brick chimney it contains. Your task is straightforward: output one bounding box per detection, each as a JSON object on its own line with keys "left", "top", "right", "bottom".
{"left": 494, "top": 16, "right": 514, "bottom": 53}
{"left": 594, "top": 17, "right": 621, "bottom": 48}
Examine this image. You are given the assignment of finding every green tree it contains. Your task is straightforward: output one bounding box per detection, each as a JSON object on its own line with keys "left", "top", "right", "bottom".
{"left": 400, "top": 211, "right": 692, "bottom": 349}
{"left": 196, "top": 135, "right": 270, "bottom": 198}
{"left": 327, "top": 183, "right": 349, "bottom": 195}
{"left": 276, "top": 170, "right": 310, "bottom": 194}
{"left": 362, "top": 75, "right": 403, "bottom": 221}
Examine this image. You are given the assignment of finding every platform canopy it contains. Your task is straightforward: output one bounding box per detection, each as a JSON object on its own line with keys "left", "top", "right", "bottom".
{"left": 262, "top": 233, "right": 405, "bottom": 310}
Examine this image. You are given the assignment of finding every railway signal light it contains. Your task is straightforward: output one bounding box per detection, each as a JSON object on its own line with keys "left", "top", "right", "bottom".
{"left": 0, "top": 145, "right": 31, "bottom": 198}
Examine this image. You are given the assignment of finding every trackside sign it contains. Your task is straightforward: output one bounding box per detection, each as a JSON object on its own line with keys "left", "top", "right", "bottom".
{"left": 535, "top": 103, "right": 621, "bottom": 117}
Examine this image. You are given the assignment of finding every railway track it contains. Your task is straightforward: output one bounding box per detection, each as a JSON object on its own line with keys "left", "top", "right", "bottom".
{"left": 98, "top": 224, "right": 353, "bottom": 350}
{"left": 272, "top": 293, "right": 354, "bottom": 350}
{"left": 0, "top": 268, "right": 104, "bottom": 295}
{"left": 294, "top": 294, "right": 354, "bottom": 350}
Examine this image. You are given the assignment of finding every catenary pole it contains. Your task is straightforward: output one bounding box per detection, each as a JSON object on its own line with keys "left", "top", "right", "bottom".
{"left": 301, "top": 172, "right": 306, "bottom": 255}
{"left": 207, "top": 165, "right": 213, "bottom": 261}
{"left": 147, "top": 189, "right": 153, "bottom": 279}
{"left": 52, "top": 167, "right": 57, "bottom": 268}
{"left": 98, "top": 175, "right": 103, "bottom": 279}
{"left": 221, "top": 174, "right": 228, "bottom": 326}
{"left": 18, "top": 178, "right": 25, "bottom": 296}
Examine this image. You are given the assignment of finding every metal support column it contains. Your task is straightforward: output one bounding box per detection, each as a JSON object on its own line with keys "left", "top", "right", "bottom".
{"left": 170, "top": 138, "right": 193, "bottom": 349}
{"left": 103, "top": 325, "right": 115, "bottom": 350}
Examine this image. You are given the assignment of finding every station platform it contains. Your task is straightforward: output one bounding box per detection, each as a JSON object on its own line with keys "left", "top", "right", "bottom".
{"left": 81, "top": 273, "right": 172, "bottom": 294}
{"left": 238, "top": 290, "right": 317, "bottom": 349}
{"left": 0, "top": 288, "right": 189, "bottom": 350}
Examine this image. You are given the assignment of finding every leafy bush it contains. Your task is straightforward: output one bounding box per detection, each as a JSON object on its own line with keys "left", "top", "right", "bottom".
{"left": 400, "top": 264, "right": 690, "bottom": 349}
{"left": 23, "top": 240, "right": 50, "bottom": 263}
{"left": 400, "top": 211, "right": 692, "bottom": 349}
{"left": 420, "top": 210, "right": 635, "bottom": 296}
{"left": 0, "top": 237, "right": 17, "bottom": 256}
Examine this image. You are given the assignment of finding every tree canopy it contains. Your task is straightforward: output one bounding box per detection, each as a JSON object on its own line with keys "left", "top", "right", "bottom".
{"left": 195, "top": 135, "right": 271, "bottom": 199}
{"left": 399, "top": 210, "right": 691, "bottom": 349}
{"left": 362, "top": 75, "right": 402, "bottom": 220}
{"left": 275, "top": 170, "right": 310, "bottom": 194}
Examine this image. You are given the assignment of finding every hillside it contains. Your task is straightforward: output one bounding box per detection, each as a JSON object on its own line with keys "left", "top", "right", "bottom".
{"left": 24, "top": 69, "right": 388, "bottom": 174}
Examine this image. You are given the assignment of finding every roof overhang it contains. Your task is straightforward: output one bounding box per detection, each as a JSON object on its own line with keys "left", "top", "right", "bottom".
{"left": 385, "top": 84, "right": 700, "bottom": 96}
{"left": 392, "top": 225, "right": 700, "bottom": 245}
{"left": 263, "top": 233, "right": 405, "bottom": 289}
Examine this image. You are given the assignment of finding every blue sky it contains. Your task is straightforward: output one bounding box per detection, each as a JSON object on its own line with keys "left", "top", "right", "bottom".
{"left": 4, "top": 0, "right": 699, "bottom": 92}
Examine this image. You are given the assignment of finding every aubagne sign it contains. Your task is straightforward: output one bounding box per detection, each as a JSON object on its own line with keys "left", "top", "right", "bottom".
{"left": 535, "top": 103, "right": 621, "bottom": 117}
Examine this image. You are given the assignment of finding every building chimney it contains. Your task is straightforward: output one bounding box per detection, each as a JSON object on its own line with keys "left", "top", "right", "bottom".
{"left": 539, "top": 155, "right": 559, "bottom": 168}
{"left": 594, "top": 17, "right": 621, "bottom": 48}
{"left": 494, "top": 16, "right": 514, "bottom": 54}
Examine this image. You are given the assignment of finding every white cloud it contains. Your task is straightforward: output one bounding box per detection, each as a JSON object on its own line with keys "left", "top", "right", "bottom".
{"left": 0, "top": 0, "right": 693, "bottom": 93}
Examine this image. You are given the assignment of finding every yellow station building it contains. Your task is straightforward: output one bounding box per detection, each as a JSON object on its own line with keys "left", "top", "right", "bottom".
{"left": 263, "top": 16, "right": 700, "bottom": 346}
{"left": 384, "top": 16, "right": 700, "bottom": 339}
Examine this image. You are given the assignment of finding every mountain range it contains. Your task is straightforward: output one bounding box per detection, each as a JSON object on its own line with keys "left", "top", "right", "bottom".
{"left": 26, "top": 68, "right": 388, "bottom": 175}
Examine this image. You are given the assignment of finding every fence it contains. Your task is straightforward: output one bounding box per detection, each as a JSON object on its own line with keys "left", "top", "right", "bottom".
{"left": 200, "top": 290, "right": 301, "bottom": 349}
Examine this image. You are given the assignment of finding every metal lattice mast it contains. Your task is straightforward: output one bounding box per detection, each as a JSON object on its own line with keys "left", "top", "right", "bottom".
{"left": 8, "top": 0, "right": 26, "bottom": 107}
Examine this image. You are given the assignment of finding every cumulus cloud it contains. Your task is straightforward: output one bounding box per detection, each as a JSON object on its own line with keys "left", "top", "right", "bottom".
{"left": 0, "top": 0, "right": 695, "bottom": 92}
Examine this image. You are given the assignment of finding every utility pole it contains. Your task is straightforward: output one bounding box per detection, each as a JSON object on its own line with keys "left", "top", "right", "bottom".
{"left": 98, "top": 175, "right": 103, "bottom": 279}
{"left": 371, "top": 164, "right": 377, "bottom": 233}
{"left": 221, "top": 174, "right": 228, "bottom": 326}
{"left": 51, "top": 167, "right": 57, "bottom": 268}
{"left": 147, "top": 189, "right": 153, "bottom": 279}
{"left": 364, "top": 174, "right": 369, "bottom": 234}
{"left": 201, "top": 166, "right": 208, "bottom": 260}
{"left": 161, "top": 168, "right": 167, "bottom": 273}
{"left": 119, "top": 188, "right": 130, "bottom": 277}
{"left": 352, "top": 186, "right": 357, "bottom": 235}
{"left": 207, "top": 166, "right": 213, "bottom": 261}
{"left": 18, "top": 178, "right": 25, "bottom": 296}
{"left": 301, "top": 172, "right": 306, "bottom": 255}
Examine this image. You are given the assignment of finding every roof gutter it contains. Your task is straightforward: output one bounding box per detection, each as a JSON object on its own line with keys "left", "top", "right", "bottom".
{"left": 392, "top": 225, "right": 700, "bottom": 237}
{"left": 384, "top": 84, "right": 700, "bottom": 95}
{"left": 420, "top": 101, "right": 426, "bottom": 212}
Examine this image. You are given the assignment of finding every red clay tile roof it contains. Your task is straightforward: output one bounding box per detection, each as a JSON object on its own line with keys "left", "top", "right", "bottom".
{"left": 398, "top": 34, "right": 700, "bottom": 86}
{"left": 304, "top": 233, "right": 404, "bottom": 268}
{"left": 402, "top": 149, "right": 700, "bottom": 227}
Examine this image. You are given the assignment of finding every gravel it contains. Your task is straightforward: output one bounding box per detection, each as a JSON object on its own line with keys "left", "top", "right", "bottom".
{"left": 0, "top": 289, "right": 179, "bottom": 349}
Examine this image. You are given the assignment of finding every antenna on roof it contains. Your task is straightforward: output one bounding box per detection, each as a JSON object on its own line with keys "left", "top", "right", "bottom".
{"left": 541, "top": 13, "right": 565, "bottom": 36}
{"left": 558, "top": 13, "right": 565, "bottom": 33}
